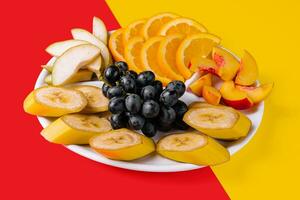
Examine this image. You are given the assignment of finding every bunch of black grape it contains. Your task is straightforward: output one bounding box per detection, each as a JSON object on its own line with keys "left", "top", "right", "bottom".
{"left": 102, "top": 61, "right": 189, "bottom": 137}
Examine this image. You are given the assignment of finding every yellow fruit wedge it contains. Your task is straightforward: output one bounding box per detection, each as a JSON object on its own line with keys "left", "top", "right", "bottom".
{"left": 108, "top": 28, "right": 126, "bottom": 61}
{"left": 157, "top": 131, "right": 230, "bottom": 166}
{"left": 141, "top": 12, "right": 179, "bottom": 39}
{"left": 122, "top": 19, "right": 145, "bottom": 45}
{"left": 176, "top": 33, "right": 221, "bottom": 79}
{"left": 41, "top": 114, "right": 112, "bottom": 145}
{"left": 124, "top": 36, "right": 145, "bottom": 73}
{"left": 157, "top": 34, "right": 185, "bottom": 81}
{"left": 44, "top": 70, "right": 93, "bottom": 85}
{"left": 183, "top": 103, "right": 251, "bottom": 140}
{"left": 158, "top": 17, "right": 207, "bottom": 36}
{"left": 140, "top": 36, "right": 171, "bottom": 86}
{"left": 23, "top": 86, "right": 87, "bottom": 117}
{"left": 90, "top": 128, "right": 155, "bottom": 161}
{"left": 71, "top": 85, "right": 108, "bottom": 113}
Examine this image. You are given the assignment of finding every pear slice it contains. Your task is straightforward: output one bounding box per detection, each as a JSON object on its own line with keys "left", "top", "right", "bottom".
{"left": 90, "top": 128, "right": 155, "bottom": 161}
{"left": 44, "top": 70, "right": 93, "bottom": 85}
{"left": 93, "top": 16, "right": 108, "bottom": 44}
{"left": 86, "top": 56, "right": 102, "bottom": 76}
{"left": 41, "top": 114, "right": 112, "bottom": 144}
{"left": 71, "top": 28, "right": 111, "bottom": 66}
{"left": 23, "top": 86, "right": 87, "bottom": 117}
{"left": 52, "top": 44, "right": 100, "bottom": 86}
{"left": 157, "top": 131, "right": 230, "bottom": 166}
{"left": 71, "top": 85, "right": 109, "bottom": 113}
{"left": 45, "top": 39, "right": 89, "bottom": 57}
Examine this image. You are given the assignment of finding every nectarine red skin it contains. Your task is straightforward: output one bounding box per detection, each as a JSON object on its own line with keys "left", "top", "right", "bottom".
{"left": 223, "top": 98, "right": 253, "bottom": 110}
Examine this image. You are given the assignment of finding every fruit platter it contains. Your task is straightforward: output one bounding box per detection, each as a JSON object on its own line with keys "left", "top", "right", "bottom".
{"left": 24, "top": 13, "right": 273, "bottom": 172}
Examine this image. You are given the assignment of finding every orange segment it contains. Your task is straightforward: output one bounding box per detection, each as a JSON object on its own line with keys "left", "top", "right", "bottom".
{"left": 140, "top": 36, "right": 171, "bottom": 86}
{"left": 141, "top": 13, "right": 179, "bottom": 39}
{"left": 158, "top": 17, "right": 207, "bottom": 36}
{"left": 176, "top": 33, "right": 221, "bottom": 79}
{"left": 108, "top": 28, "right": 125, "bottom": 61}
{"left": 124, "top": 36, "right": 145, "bottom": 73}
{"left": 157, "top": 34, "right": 185, "bottom": 81}
{"left": 122, "top": 19, "right": 145, "bottom": 45}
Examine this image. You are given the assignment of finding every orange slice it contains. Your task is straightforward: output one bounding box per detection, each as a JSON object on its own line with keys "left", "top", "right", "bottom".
{"left": 141, "top": 13, "right": 179, "bottom": 39}
{"left": 140, "top": 36, "right": 171, "bottom": 86}
{"left": 124, "top": 36, "right": 145, "bottom": 73}
{"left": 122, "top": 19, "right": 145, "bottom": 45}
{"left": 158, "top": 17, "right": 207, "bottom": 36}
{"left": 176, "top": 33, "right": 221, "bottom": 79}
{"left": 108, "top": 28, "right": 125, "bottom": 61}
{"left": 157, "top": 34, "right": 185, "bottom": 81}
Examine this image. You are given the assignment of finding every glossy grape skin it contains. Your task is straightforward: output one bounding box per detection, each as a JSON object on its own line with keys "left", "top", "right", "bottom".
{"left": 142, "top": 121, "right": 157, "bottom": 137}
{"left": 110, "top": 113, "right": 127, "bottom": 129}
{"left": 158, "top": 106, "right": 176, "bottom": 124}
{"left": 141, "top": 85, "right": 156, "bottom": 100}
{"left": 107, "top": 86, "right": 125, "bottom": 99}
{"left": 128, "top": 114, "right": 145, "bottom": 130}
{"left": 136, "top": 71, "right": 155, "bottom": 87}
{"left": 126, "top": 70, "right": 138, "bottom": 79}
{"left": 172, "top": 100, "right": 188, "bottom": 120}
{"left": 120, "top": 75, "right": 136, "bottom": 93}
{"left": 103, "top": 65, "right": 120, "bottom": 85}
{"left": 160, "top": 89, "right": 178, "bottom": 107}
{"left": 142, "top": 100, "right": 160, "bottom": 118}
{"left": 108, "top": 97, "right": 125, "bottom": 114}
{"left": 166, "top": 80, "right": 186, "bottom": 97}
{"left": 102, "top": 83, "right": 110, "bottom": 97}
{"left": 125, "top": 94, "right": 142, "bottom": 114}
{"left": 115, "top": 61, "right": 128, "bottom": 74}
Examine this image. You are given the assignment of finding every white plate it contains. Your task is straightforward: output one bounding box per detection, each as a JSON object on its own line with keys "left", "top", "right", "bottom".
{"left": 35, "top": 56, "right": 264, "bottom": 172}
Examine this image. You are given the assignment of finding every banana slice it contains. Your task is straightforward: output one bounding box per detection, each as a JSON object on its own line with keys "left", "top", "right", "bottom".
{"left": 157, "top": 131, "right": 230, "bottom": 166}
{"left": 72, "top": 85, "right": 108, "bottom": 113}
{"left": 90, "top": 128, "right": 155, "bottom": 161}
{"left": 23, "top": 86, "right": 87, "bottom": 117}
{"left": 41, "top": 114, "right": 112, "bottom": 144}
{"left": 183, "top": 103, "right": 251, "bottom": 140}
{"left": 44, "top": 70, "right": 93, "bottom": 85}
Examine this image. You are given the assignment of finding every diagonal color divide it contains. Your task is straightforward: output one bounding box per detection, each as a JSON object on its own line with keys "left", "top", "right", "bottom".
{"left": 106, "top": 0, "right": 300, "bottom": 199}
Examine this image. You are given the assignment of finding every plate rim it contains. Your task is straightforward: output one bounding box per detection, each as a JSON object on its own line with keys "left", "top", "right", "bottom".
{"left": 34, "top": 48, "right": 264, "bottom": 172}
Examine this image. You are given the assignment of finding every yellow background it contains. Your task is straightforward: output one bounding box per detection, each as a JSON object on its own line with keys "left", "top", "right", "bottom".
{"left": 107, "top": 0, "right": 300, "bottom": 199}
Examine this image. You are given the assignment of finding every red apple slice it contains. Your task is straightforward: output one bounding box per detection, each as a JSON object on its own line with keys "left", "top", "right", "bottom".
{"left": 212, "top": 47, "right": 240, "bottom": 81}
{"left": 220, "top": 81, "right": 253, "bottom": 110}
{"left": 236, "top": 83, "right": 273, "bottom": 103}
{"left": 235, "top": 50, "right": 259, "bottom": 86}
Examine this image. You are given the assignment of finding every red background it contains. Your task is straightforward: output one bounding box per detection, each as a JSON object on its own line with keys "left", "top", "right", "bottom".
{"left": 1, "top": 0, "right": 229, "bottom": 199}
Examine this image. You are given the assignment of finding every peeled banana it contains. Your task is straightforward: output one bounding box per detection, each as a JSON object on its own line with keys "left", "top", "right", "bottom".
{"left": 72, "top": 85, "right": 108, "bottom": 113}
{"left": 90, "top": 128, "right": 155, "bottom": 161}
{"left": 23, "top": 86, "right": 87, "bottom": 117}
{"left": 184, "top": 102, "right": 251, "bottom": 140}
{"left": 157, "top": 131, "right": 230, "bottom": 166}
{"left": 41, "top": 114, "right": 112, "bottom": 144}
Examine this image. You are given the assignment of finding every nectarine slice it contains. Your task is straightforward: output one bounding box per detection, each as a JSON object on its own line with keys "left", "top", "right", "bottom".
{"left": 236, "top": 83, "right": 273, "bottom": 103}
{"left": 202, "top": 86, "right": 221, "bottom": 105}
{"left": 212, "top": 47, "right": 240, "bottom": 81}
{"left": 188, "top": 74, "right": 212, "bottom": 96}
{"left": 235, "top": 50, "right": 259, "bottom": 86}
{"left": 190, "top": 57, "right": 217, "bottom": 73}
{"left": 220, "top": 81, "right": 253, "bottom": 110}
